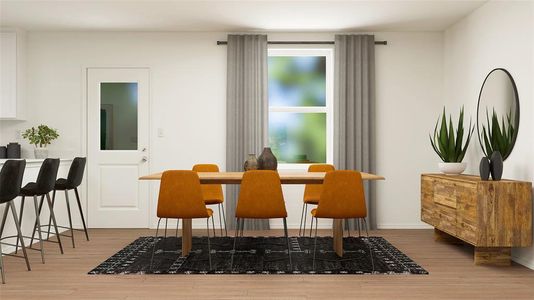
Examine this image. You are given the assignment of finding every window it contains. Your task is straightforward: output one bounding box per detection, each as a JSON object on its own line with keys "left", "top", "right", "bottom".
{"left": 268, "top": 48, "right": 333, "bottom": 165}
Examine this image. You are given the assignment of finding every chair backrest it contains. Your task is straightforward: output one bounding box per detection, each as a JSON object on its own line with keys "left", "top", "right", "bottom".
{"left": 66, "top": 157, "right": 86, "bottom": 189}
{"left": 157, "top": 170, "right": 209, "bottom": 219}
{"left": 315, "top": 170, "right": 366, "bottom": 219}
{"left": 236, "top": 170, "right": 287, "bottom": 219}
{"left": 35, "top": 158, "right": 60, "bottom": 195}
{"left": 0, "top": 160, "right": 26, "bottom": 204}
{"left": 303, "top": 164, "right": 335, "bottom": 202}
{"left": 192, "top": 164, "right": 223, "bottom": 201}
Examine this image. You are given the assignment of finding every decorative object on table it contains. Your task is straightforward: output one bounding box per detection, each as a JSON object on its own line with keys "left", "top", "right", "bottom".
{"left": 243, "top": 154, "right": 259, "bottom": 171}
{"left": 479, "top": 157, "right": 491, "bottom": 181}
{"left": 429, "top": 107, "right": 474, "bottom": 175}
{"left": 21, "top": 124, "right": 59, "bottom": 159}
{"left": 257, "top": 147, "right": 277, "bottom": 170}
{"left": 477, "top": 68, "right": 520, "bottom": 161}
{"left": 0, "top": 146, "right": 6, "bottom": 158}
{"left": 6, "top": 142, "right": 21, "bottom": 158}
{"left": 89, "top": 236, "right": 428, "bottom": 275}
{"left": 489, "top": 151, "right": 503, "bottom": 181}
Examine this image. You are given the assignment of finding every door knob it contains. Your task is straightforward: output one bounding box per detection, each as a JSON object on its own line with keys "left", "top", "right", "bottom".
{"left": 141, "top": 156, "right": 148, "bottom": 162}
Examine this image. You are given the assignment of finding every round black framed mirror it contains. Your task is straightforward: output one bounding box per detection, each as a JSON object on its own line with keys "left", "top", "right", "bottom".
{"left": 476, "top": 68, "right": 520, "bottom": 161}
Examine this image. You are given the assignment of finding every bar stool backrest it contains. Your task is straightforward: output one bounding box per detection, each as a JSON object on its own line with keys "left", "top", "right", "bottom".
{"left": 35, "top": 158, "right": 60, "bottom": 195}
{"left": 0, "top": 160, "right": 26, "bottom": 204}
{"left": 66, "top": 157, "right": 86, "bottom": 189}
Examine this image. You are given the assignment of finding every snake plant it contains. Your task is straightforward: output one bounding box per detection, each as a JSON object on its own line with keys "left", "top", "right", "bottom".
{"left": 429, "top": 107, "right": 474, "bottom": 163}
{"left": 480, "top": 108, "right": 516, "bottom": 160}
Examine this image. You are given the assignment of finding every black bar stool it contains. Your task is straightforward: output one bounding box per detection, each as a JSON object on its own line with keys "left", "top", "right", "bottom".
{"left": 0, "top": 160, "right": 30, "bottom": 284}
{"left": 43, "top": 157, "right": 88, "bottom": 248}
{"left": 16, "top": 158, "right": 64, "bottom": 259}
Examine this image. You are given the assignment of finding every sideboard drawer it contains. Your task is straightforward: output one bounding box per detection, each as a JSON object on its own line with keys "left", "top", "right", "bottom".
{"left": 435, "top": 204, "right": 457, "bottom": 235}
{"left": 433, "top": 182, "right": 458, "bottom": 209}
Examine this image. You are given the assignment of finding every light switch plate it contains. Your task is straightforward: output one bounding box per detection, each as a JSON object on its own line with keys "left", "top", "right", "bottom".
{"left": 157, "top": 128, "right": 164, "bottom": 137}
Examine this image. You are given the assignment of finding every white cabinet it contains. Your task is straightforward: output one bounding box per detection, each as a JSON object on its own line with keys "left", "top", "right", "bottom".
{"left": 0, "top": 30, "right": 25, "bottom": 119}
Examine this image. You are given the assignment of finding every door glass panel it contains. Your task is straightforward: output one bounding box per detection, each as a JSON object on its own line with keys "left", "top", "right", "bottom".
{"left": 269, "top": 112, "right": 326, "bottom": 163}
{"left": 100, "top": 82, "right": 138, "bottom": 150}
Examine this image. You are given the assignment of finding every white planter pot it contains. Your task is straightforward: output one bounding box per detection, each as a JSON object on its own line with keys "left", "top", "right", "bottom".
{"left": 34, "top": 147, "right": 48, "bottom": 159}
{"left": 438, "top": 162, "right": 467, "bottom": 175}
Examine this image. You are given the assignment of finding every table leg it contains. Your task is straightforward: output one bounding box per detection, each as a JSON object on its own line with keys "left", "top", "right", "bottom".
{"left": 333, "top": 219, "right": 343, "bottom": 257}
{"left": 182, "top": 218, "right": 192, "bottom": 256}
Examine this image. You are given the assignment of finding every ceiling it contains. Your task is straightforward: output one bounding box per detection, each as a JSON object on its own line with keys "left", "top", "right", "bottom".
{"left": 0, "top": 0, "right": 486, "bottom": 32}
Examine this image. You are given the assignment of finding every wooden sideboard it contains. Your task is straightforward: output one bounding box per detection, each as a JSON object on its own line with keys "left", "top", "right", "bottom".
{"left": 421, "top": 174, "right": 532, "bottom": 266}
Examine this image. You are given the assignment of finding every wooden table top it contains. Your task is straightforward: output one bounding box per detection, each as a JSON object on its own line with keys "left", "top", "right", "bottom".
{"left": 139, "top": 171, "right": 385, "bottom": 184}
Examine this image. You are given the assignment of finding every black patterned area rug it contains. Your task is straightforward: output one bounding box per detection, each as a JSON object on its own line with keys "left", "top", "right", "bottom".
{"left": 89, "top": 236, "right": 428, "bottom": 275}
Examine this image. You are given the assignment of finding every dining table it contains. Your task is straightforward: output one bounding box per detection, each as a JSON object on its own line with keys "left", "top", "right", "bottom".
{"left": 139, "top": 171, "right": 385, "bottom": 257}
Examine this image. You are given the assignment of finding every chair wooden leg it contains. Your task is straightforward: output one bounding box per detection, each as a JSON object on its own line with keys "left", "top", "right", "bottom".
{"left": 206, "top": 217, "right": 212, "bottom": 270}
{"left": 283, "top": 218, "right": 292, "bottom": 270}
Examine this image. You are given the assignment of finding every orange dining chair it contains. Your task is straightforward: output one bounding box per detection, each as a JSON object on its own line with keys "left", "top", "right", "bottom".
{"left": 150, "top": 170, "right": 214, "bottom": 271}
{"left": 192, "top": 164, "right": 227, "bottom": 236}
{"left": 309, "top": 170, "right": 370, "bottom": 269}
{"left": 231, "top": 170, "right": 292, "bottom": 270}
{"left": 299, "top": 164, "right": 335, "bottom": 237}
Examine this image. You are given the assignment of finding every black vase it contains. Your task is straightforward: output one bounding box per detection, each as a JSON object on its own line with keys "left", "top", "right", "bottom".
{"left": 479, "top": 157, "right": 490, "bottom": 181}
{"left": 258, "top": 147, "right": 277, "bottom": 170}
{"left": 490, "top": 151, "right": 503, "bottom": 181}
{"left": 6, "top": 142, "right": 21, "bottom": 159}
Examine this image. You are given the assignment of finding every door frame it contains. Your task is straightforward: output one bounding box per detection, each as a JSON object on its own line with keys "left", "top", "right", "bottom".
{"left": 81, "top": 66, "right": 152, "bottom": 228}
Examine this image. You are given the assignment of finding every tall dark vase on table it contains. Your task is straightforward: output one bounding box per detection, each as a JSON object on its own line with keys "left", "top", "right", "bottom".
{"left": 258, "top": 147, "right": 277, "bottom": 170}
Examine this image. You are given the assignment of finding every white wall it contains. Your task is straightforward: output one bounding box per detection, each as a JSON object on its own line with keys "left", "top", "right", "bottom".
{"left": 443, "top": 1, "right": 534, "bottom": 268}
{"left": 0, "top": 31, "right": 443, "bottom": 231}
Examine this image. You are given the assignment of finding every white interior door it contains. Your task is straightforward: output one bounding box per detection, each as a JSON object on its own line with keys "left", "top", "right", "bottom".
{"left": 87, "top": 68, "right": 150, "bottom": 228}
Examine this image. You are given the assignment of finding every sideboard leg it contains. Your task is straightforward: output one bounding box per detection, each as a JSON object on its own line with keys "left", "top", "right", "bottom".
{"left": 434, "top": 228, "right": 463, "bottom": 245}
{"left": 474, "top": 247, "right": 511, "bottom": 266}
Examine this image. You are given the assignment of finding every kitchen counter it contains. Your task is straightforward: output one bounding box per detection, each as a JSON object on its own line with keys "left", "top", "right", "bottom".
{"left": 0, "top": 158, "right": 73, "bottom": 167}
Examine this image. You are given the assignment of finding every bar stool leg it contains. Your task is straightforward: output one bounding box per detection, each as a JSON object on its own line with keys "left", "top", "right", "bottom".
{"left": 8, "top": 202, "right": 31, "bottom": 271}
{"left": 0, "top": 204, "right": 9, "bottom": 237}
{"left": 46, "top": 193, "right": 64, "bottom": 254}
{"left": 74, "top": 188, "right": 89, "bottom": 241}
{"left": 30, "top": 196, "right": 45, "bottom": 247}
{"left": 15, "top": 196, "right": 25, "bottom": 254}
{"left": 32, "top": 195, "right": 45, "bottom": 263}
{"left": 0, "top": 237, "right": 5, "bottom": 284}
{"left": 64, "top": 190, "right": 76, "bottom": 248}
{"left": 47, "top": 190, "right": 56, "bottom": 240}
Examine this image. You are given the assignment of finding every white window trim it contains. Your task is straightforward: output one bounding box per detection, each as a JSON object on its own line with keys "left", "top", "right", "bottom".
{"left": 268, "top": 47, "right": 334, "bottom": 170}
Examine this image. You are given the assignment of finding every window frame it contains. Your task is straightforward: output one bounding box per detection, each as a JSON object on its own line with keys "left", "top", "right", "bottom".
{"left": 267, "top": 47, "right": 334, "bottom": 169}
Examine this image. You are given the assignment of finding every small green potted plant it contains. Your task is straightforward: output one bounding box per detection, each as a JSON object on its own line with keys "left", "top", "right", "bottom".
{"left": 429, "top": 107, "right": 474, "bottom": 174}
{"left": 22, "top": 124, "right": 59, "bottom": 159}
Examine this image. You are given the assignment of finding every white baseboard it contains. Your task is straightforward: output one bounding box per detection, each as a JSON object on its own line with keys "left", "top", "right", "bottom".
{"left": 512, "top": 255, "right": 534, "bottom": 270}
{"left": 377, "top": 223, "right": 433, "bottom": 229}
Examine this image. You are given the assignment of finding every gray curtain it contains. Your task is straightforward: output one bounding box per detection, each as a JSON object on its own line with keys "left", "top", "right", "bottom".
{"left": 334, "top": 34, "right": 377, "bottom": 229}
{"left": 225, "top": 34, "right": 269, "bottom": 230}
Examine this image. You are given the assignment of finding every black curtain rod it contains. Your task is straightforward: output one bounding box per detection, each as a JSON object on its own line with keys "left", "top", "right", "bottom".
{"left": 217, "top": 40, "right": 387, "bottom": 45}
